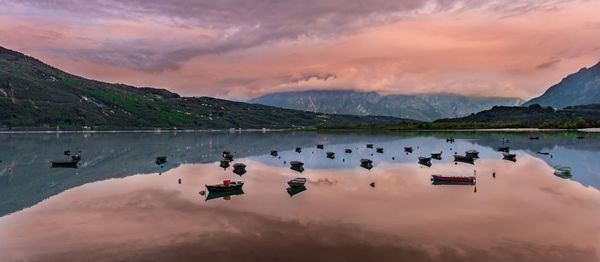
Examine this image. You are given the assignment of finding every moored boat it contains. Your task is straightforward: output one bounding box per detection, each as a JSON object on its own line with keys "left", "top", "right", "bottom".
{"left": 431, "top": 174, "right": 475, "bottom": 184}
{"left": 465, "top": 150, "right": 479, "bottom": 158}
{"left": 51, "top": 154, "right": 81, "bottom": 168}
{"left": 233, "top": 163, "right": 246, "bottom": 170}
{"left": 290, "top": 161, "right": 304, "bottom": 168}
{"left": 418, "top": 156, "right": 431, "bottom": 162}
{"left": 317, "top": 144, "right": 324, "bottom": 149}
{"left": 326, "top": 152, "right": 335, "bottom": 159}
{"left": 553, "top": 165, "right": 572, "bottom": 175}
{"left": 366, "top": 144, "right": 373, "bottom": 149}
{"left": 360, "top": 158, "right": 373, "bottom": 165}
{"left": 536, "top": 151, "right": 550, "bottom": 155}
{"left": 270, "top": 150, "right": 278, "bottom": 156}
{"left": 404, "top": 147, "right": 413, "bottom": 152}
{"left": 430, "top": 151, "right": 442, "bottom": 159}
{"left": 222, "top": 151, "right": 234, "bottom": 161}
{"left": 50, "top": 160, "right": 79, "bottom": 168}
{"left": 502, "top": 152, "right": 516, "bottom": 158}
{"left": 453, "top": 154, "right": 474, "bottom": 161}
{"left": 529, "top": 136, "right": 539, "bottom": 140}
{"left": 446, "top": 138, "right": 455, "bottom": 142}
{"left": 206, "top": 180, "right": 244, "bottom": 192}
{"left": 288, "top": 177, "right": 307, "bottom": 188}
{"left": 295, "top": 147, "right": 302, "bottom": 153}
{"left": 376, "top": 148, "right": 384, "bottom": 153}
{"left": 155, "top": 155, "right": 167, "bottom": 165}
{"left": 345, "top": 149, "right": 352, "bottom": 153}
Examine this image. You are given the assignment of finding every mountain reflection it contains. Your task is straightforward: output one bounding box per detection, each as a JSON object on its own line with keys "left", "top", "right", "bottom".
{"left": 0, "top": 156, "right": 598, "bottom": 262}
{"left": 0, "top": 131, "right": 598, "bottom": 219}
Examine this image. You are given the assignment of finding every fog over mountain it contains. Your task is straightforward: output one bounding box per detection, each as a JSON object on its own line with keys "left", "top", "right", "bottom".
{"left": 250, "top": 90, "right": 524, "bottom": 121}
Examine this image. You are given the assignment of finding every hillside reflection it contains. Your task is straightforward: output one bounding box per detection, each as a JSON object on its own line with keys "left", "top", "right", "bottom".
{"left": 1, "top": 156, "right": 598, "bottom": 262}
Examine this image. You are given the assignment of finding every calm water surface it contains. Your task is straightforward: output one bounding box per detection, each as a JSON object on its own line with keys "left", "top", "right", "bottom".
{"left": 0, "top": 131, "right": 599, "bottom": 262}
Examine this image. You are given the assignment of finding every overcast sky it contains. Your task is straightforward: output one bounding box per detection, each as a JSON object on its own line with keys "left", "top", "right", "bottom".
{"left": 1, "top": 0, "right": 599, "bottom": 99}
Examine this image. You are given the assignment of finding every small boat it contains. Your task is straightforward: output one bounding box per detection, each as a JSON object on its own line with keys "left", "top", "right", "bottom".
{"left": 465, "top": 150, "right": 479, "bottom": 158}
{"left": 430, "top": 152, "right": 442, "bottom": 159}
{"left": 431, "top": 174, "right": 475, "bottom": 185}
{"left": 576, "top": 136, "right": 585, "bottom": 139}
{"left": 222, "top": 151, "right": 234, "bottom": 160}
{"left": 376, "top": 148, "right": 384, "bottom": 153}
{"left": 288, "top": 177, "right": 307, "bottom": 188}
{"left": 553, "top": 166, "right": 573, "bottom": 179}
{"left": 326, "top": 152, "right": 335, "bottom": 159}
{"left": 64, "top": 150, "right": 71, "bottom": 156}
{"left": 360, "top": 159, "right": 373, "bottom": 165}
{"left": 497, "top": 146, "right": 510, "bottom": 152}
{"left": 553, "top": 165, "right": 572, "bottom": 175}
{"left": 502, "top": 152, "right": 516, "bottom": 159}
{"left": 50, "top": 159, "right": 79, "bottom": 168}
{"left": 286, "top": 185, "right": 307, "bottom": 197}
{"left": 206, "top": 180, "right": 244, "bottom": 192}
{"left": 529, "top": 136, "right": 539, "bottom": 140}
{"left": 536, "top": 151, "right": 550, "bottom": 155}
{"left": 418, "top": 156, "right": 431, "bottom": 162}
{"left": 155, "top": 155, "right": 167, "bottom": 165}
{"left": 270, "top": 150, "right": 278, "bottom": 156}
{"left": 317, "top": 144, "right": 324, "bottom": 149}
{"left": 404, "top": 147, "right": 413, "bottom": 152}
{"left": 295, "top": 147, "right": 302, "bottom": 153}
{"left": 345, "top": 149, "right": 352, "bottom": 153}
{"left": 366, "top": 144, "right": 373, "bottom": 149}
{"left": 446, "top": 138, "right": 455, "bottom": 142}
{"left": 454, "top": 154, "right": 474, "bottom": 161}
{"left": 290, "top": 161, "right": 304, "bottom": 168}
{"left": 233, "top": 163, "right": 246, "bottom": 170}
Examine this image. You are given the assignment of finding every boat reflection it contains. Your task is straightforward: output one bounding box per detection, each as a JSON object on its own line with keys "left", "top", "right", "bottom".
{"left": 205, "top": 188, "right": 245, "bottom": 201}
{"left": 290, "top": 166, "right": 305, "bottom": 173}
{"left": 233, "top": 168, "right": 247, "bottom": 176}
{"left": 418, "top": 160, "right": 432, "bottom": 167}
{"left": 360, "top": 163, "right": 373, "bottom": 170}
{"left": 286, "top": 185, "right": 307, "bottom": 197}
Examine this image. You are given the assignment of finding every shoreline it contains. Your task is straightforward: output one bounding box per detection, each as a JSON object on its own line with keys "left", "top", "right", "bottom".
{"left": 0, "top": 128, "right": 291, "bottom": 134}
{"left": 0, "top": 127, "right": 598, "bottom": 134}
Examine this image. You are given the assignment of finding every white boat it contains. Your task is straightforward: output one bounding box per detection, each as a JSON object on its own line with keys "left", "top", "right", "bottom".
{"left": 553, "top": 165, "right": 572, "bottom": 175}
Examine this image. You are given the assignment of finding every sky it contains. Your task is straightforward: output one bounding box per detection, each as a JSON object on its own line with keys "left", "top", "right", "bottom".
{"left": 0, "top": 0, "right": 599, "bottom": 100}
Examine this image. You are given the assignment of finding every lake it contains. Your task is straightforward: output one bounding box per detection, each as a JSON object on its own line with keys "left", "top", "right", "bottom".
{"left": 0, "top": 131, "right": 599, "bottom": 262}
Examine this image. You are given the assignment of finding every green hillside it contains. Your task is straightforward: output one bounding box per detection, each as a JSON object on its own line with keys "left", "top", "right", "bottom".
{"left": 0, "top": 46, "right": 409, "bottom": 130}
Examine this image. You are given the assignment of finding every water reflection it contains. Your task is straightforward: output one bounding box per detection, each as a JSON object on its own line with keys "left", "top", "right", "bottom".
{"left": 0, "top": 131, "right": 599, "bottom": 261}
{"left": 0, "top": 156, "right": 598, "bottom": 262}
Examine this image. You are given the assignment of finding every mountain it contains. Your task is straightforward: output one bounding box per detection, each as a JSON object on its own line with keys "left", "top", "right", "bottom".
{"left": 248, "top": 90, "right": 524, "bottom": 121}
{"left": 525, "top": 61, "right": 600, "bottom": 108}
{"left": 0, "top": 46, "right": 410, "bottom": 130}
{"left": 436, "top": 103, "right": 600, "bottom": 123}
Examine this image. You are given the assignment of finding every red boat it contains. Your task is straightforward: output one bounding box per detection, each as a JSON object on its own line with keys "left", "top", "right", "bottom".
{"left": 431, "top": 175, "right": 475, "bottom": 185}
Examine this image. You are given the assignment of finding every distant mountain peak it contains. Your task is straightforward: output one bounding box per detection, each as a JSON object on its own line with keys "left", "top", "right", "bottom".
{"left": 525, "top": 60, "right": 600, "bottom": 108}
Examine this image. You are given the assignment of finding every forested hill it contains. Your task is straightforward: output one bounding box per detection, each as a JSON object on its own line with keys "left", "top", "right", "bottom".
{"left": 0, "top": 46, "right": 411, "bottom": 130}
